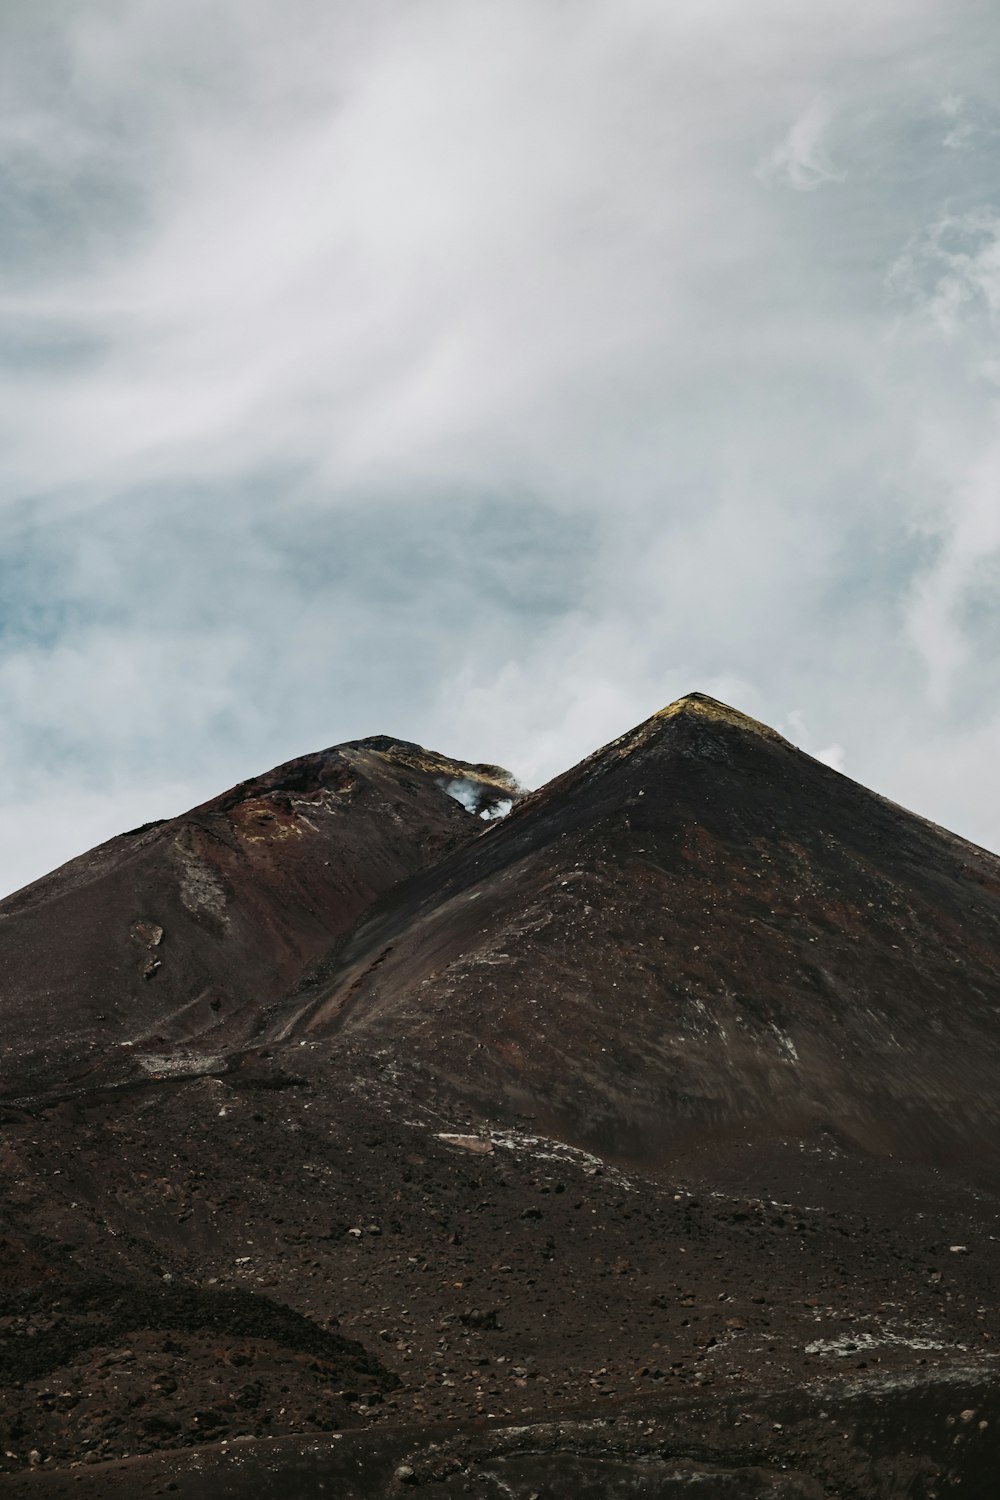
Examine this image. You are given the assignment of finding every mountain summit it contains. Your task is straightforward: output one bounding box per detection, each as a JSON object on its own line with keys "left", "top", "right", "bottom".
{"left": 3, "top": 696, "right": 1000, "bottom": 1496}
{"left": 0, "top": 737, "right": 518, "bottom": 1098}
{"left": 289, "top": 692, "right": 1000, "bottom": 1172}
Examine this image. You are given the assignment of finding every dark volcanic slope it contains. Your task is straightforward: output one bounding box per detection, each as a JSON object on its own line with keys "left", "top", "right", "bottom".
{"left": 4, "top": 695, "right": 1000, "bottom": 1497}
{"left": 291, "top": 694, "right": 1000, "bottom": 1171}
{"left": 0, "top": 738, "right": 517, "bottom": 1098}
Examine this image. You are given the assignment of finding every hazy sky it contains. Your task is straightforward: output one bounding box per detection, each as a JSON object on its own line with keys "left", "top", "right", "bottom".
{"left": 3, "top": 0, "right": 1000, "bottom": 894}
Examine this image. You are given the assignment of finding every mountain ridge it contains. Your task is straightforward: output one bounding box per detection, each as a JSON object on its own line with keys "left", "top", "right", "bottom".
{"left": 0, "top": 737, "right": 518, "bottom": 1098}
{"left": 4, "top": 695, "right": 1000, "bottom": 1494}
{"left": 276, "top": 693, "right": 1000, "bottom": 1173}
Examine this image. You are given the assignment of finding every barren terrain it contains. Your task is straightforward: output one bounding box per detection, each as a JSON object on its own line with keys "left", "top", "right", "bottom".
{"left": 2, "top": 696, "right": 999, "bottom": 1497}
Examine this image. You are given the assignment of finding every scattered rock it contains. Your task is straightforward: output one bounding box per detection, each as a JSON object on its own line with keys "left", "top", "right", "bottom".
{"left": 130, "top": 921, "right": 164, "bottom": 949}
{"left": 436, "top": 1134, "right": 494, "bottom": 1155}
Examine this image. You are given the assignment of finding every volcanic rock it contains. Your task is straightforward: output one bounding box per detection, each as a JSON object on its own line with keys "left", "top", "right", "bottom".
{"left": 2, "top": 694, "right": 1000, "bottom": 1497}
{"left": 0, "top": 738, "right": 518, "bottom": 1102}
{"left": 291, "top": 694, "right": 1000, "bottom": 1176}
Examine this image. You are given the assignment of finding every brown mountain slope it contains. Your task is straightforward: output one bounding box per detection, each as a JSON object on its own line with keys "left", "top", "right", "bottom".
{"left": 4, "top": 696, "right": 1000, "bottom": 1496}
{"left": 286, "top": 693, "right": 1000, "bottom": 1173}
{"left": 0, "top": 737, "right": 517, "bottom": 1101}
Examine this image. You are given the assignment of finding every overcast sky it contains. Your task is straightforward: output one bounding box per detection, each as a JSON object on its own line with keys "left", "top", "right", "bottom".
{"left": 3, "top": 0, "right": 1000, "bottom": 895}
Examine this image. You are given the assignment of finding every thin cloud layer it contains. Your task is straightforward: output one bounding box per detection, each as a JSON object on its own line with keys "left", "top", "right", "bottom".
{"left": 758, "top": 97, "right": 845, "bottom": 192}
{"left": 2, "top": 0, "right": 1000, "bottom": 893}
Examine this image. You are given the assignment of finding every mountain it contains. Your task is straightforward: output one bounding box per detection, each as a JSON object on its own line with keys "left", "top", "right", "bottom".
{"left": 2, "top": 695, "right": 1000, "bottom": 1499}
{"left": 0, "top": 737, "right": 517, "bottom": 1100}
{"left": 288, "top": 693, "right": 1000, "bottom": 1174}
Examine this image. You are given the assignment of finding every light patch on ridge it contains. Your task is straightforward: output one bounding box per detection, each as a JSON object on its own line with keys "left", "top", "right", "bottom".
{"left": 654, "top": 694, "right": 786, "bottom": 744}
{"left": 172, "top": 835, "right": 229, "bottom": 923}
{"left": 806, "top": 1327, "right": 963, "bottom": 1357}
{"left": 138, "top": 1053, "right": 224, "bottom": 1078}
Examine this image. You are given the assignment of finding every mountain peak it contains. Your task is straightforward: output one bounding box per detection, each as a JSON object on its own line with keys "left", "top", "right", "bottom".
{"left": 652, "top": 690, "right": 786, "bottom": 745}
{"left": 6, "top": 698, "right": 1000, "bottom": 1490}
{"left": 534, "top": 691, "right": 792, "bottom": 809}
{"left": 346, "top": 734, "right": 521, "bottom": 807}
{"left": 296, "top": 685, "right": 1000, "bottom": 1179}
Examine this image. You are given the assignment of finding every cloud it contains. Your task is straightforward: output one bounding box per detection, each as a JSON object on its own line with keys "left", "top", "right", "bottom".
{"left": 888, "top": 212, "right": 1000, "bottom": 706}
{"left": 903, "top": 430, "right": 1000, "bottom": 705}
{"left": 940, "top": 93, "right": 978, "bottom": 150}
{"left": 758, "top": 98, "right": 846, "bottom": 191}
{"left": 783, "top": 712, "right": 847, "bottom": 773}
{"left": 891, "top": 210, "right": 1000, "bottom": 336}
{"left": 3, "top": 0, "right": 1000, "bottom": 891}
{"left": 0, "top": 0, "right": 949, "bottom": 501}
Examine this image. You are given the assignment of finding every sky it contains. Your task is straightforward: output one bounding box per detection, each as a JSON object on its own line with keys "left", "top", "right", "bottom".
{"left": 3, "top": 0, "right": 1000, "bottom": 895}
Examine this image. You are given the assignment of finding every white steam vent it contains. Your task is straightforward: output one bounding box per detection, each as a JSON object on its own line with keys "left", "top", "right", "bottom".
{"left": 440, "top": 777, "right": 513, "bottom": 821}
